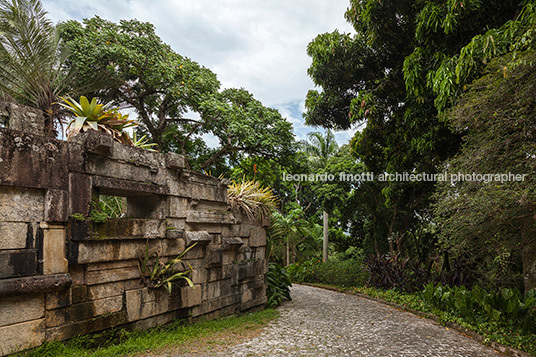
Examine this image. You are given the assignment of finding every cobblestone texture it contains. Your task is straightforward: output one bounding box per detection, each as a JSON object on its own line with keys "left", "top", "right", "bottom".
{"left": 218, "top": 284, "right": 502, "bottom": 356}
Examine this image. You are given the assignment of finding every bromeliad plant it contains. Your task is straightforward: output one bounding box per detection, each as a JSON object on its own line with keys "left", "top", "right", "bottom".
{"left": 59, "top": 95, "right": 137, "bottom": 145}
{"left": 227, "top": 178, "right": 279, "bottom": 221}
{"left": 138, "top": 242, "right": 197, "bottom": 293}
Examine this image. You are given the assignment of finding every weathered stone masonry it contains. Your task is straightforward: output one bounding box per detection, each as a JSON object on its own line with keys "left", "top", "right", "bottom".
{"left": 0, "top": 103, "right": 268, "bottom": 355}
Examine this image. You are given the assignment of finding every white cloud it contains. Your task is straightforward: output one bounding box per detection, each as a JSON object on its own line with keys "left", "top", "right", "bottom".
{"left": 42, "top": 0, "right": 356, "bottom": 142}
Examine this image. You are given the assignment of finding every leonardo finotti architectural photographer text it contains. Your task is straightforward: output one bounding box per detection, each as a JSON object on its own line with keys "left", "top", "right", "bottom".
{"left": 282, "top": 172, "right": 527, "bottom": 184}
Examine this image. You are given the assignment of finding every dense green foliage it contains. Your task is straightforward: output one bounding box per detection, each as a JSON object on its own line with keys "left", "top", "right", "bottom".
{"left": 421, "top": 283, "right": 536, "bottom": 334}
{"left": 350, "top": 286, "right": 536, "bottom": 355}
{"left": 266, "top": 262, "right": 292, "bottom": 308}
{"left": 303, "top": 0, "right": 536, "bottom": 295}
{"left": 434, "top": 50, "right": 536, "bottom": 291}
{"left": 58, "top": 17, "right": 296, "bottom": 172}
{"left": 288, "top": 251, "right": 369, "bottom": 288}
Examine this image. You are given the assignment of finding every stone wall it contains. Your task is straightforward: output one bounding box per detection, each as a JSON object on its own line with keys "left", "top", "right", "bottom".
{"left": 0, "top": 104, "right": 268, "bottom": 355}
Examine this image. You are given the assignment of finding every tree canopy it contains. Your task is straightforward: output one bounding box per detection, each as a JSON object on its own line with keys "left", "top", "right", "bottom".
{"left": 303, "top": 0, "right": 536, "bottom": 292}
{"left": 59, "top": 16, "right": 296, "bottom": 171}
{"left": 434, "top": 50, "right": 536, "bottom": 290}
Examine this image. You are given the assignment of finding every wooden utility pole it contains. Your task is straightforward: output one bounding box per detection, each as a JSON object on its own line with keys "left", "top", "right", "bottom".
{"left": 323, "top": 210, "right": 328, "bottom": 262}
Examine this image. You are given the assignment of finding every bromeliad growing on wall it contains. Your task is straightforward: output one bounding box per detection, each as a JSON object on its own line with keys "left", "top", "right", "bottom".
{"left": 227, "top": 178, "right": 279, "bottom": 221}
{"left": 59, "top": 95, "right": 137, "bottom": 145}
{"left": 138, "top": 242, "right": 197, "bottom": 293}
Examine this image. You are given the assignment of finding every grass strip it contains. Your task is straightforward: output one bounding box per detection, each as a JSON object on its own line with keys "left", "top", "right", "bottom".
{"left": 14, "top": 309, "right": 279, "bottom": 357}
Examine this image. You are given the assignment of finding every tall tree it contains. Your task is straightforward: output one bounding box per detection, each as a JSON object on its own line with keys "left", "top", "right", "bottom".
{"left": 59, "top": 17, "right": 295, "bottom": 171}
{"left": 305, "top": 1, "right": 440, "bottom": 259}
{"left": 303, "top": 0, "right": 526, "bottom": 260}
{"left": 301, "top": 129, "right": 339, "bottom": 261}
{"left": 434, "top": 50, "right": 536, "bottom": 292}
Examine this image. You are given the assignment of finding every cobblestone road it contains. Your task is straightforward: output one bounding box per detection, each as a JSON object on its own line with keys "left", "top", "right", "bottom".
{"left": 218, "top": 284, "right": 501, "bottom": 356}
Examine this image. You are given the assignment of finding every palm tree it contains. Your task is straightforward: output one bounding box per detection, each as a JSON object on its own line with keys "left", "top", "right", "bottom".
{"left": 268, "top": 207, "right": 315, "bottom": 266}
{"left": 301, "top": 129, "right": 339, "bottom": 262}
{"left": 301, "top": 129, "right": 339, "bottom": 169}
{"left": 0, "top": 0, "right": 77, "bottom": 136}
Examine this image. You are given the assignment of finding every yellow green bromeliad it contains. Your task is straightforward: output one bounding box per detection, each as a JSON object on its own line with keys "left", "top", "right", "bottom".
{"left": 59, "top": 95, "right": 137, "bottom": 145}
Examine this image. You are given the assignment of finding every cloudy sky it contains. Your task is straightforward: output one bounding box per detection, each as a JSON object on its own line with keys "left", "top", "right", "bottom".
{"left": 42, "top": 0, "right": 356, "bottom": 146}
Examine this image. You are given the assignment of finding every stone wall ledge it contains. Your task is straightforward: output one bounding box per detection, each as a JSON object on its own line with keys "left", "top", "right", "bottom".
{"left": 0, "top": 274, "right": 71, "bottom": 298}
{"left": 70, "top": 218, "right": 167, "bottom": 241}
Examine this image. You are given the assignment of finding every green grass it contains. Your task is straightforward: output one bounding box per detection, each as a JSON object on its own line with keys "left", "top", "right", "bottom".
{"left": 14, "top": 309, "right": 279, "bottom": 357}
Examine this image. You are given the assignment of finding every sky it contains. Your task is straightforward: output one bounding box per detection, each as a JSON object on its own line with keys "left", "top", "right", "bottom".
{"left": 41, "top": 0, "right": 357, "bottom": 146}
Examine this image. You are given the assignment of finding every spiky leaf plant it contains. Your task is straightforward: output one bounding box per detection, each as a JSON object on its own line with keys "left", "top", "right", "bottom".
{"left": 0, "top": 0, "right": 102, "bottom": 136}
{"left": 227, "top": 178, "right": 279, "bottom": 221}
{"left": 59, "top": 95, "right": 137, "bottom": 145}
{"left": 132, "top": 131, "right": 158, "bottom": 151}
{"left": 138, "top": 242, "right": 197, "bottom": 293}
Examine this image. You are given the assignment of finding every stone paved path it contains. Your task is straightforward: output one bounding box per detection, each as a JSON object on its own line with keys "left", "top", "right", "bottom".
{"left": 217, "top": 284, "right": 501, "bottom": 356}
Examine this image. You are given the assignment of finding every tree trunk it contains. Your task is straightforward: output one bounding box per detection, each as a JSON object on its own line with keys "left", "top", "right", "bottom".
{"left": 522, "top": 239, "right": 536, "bottom": 293}
{"left": 286, "top": 237, "right": 290, "bottom": 267}
{"left": 323, "top": 210, "right": 328, "bottom": 263}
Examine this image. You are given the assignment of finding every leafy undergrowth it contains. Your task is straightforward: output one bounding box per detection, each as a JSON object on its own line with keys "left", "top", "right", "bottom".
{"left": 13, "top": 309, "right": 279, "bottom": 357}
{"left": 287, "top": 258, "right": 369, "bottom": 288}
{"left": 266, "top": 262, "right": 292, "bottom": 308}
{"left": 302, "top": 282, "right": 536, "bottom": 356}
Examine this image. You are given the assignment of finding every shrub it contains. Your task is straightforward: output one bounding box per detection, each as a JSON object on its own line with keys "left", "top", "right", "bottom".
{"left": 421, "top": 282, "right": 536, "bottom": 333}
{"left": 288, "top": 257, "right": 369, "bottom": 288}
{"left": 365, "top": 253, "right": 429, "bottom": 292}
{"left": 266, "top": 262, "right": 292, "bottom": 308}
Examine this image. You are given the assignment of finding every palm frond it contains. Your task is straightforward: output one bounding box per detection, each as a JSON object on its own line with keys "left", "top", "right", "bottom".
{"left": 301, "top": 129, "right": 339, "bottom": 168}
{"left": 0, "top": 0, "right": 100, "bottom": 135}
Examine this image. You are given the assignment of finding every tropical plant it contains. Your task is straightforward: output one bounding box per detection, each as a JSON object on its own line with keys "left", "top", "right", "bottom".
{"left": 0, "top": 0, "right": 93, "bottom": 136}
{"left": 266, "top": 262, "right": 292, "bottom": 308}
{"left": 138, "top": 242, "right": 197, "bottom": 293}
{"left": 300, "top": 130, "right": 338, "bottom": 169}
{"left": 421, "top": 282, "right": 536, "bottom": 334}
{"left": 227, "top": 178, "right": 279, "bottom": 221}
{"left": 59, "top": 95, "right": 137, "bottom": 145}
{"left": 302, "top": 0, "right": 523, "bottom": 266}
{"left": 268, "top": 207, "right": 316, "bottom": 266}
{"left": 132, "top": 132, "right": 158, "bottom": 151}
